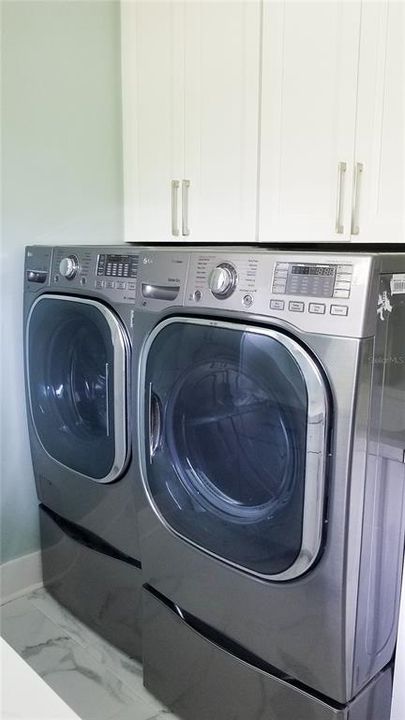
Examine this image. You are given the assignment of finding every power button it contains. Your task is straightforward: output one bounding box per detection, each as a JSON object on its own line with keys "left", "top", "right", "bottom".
{"left": 243, "top": 294, "right": 253, "bottom": 308}
{"left": 193, "top": 290, "right": 202, "bottom": 302}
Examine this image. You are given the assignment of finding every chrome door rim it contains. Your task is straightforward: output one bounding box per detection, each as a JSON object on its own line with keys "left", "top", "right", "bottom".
{"left": 26, "top": 294, "right": 128, "bottom": 484}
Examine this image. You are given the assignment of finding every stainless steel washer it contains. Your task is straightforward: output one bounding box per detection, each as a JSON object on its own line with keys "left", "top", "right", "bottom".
{"left": 24, "top": 245, "right": 151, "bottom": 658}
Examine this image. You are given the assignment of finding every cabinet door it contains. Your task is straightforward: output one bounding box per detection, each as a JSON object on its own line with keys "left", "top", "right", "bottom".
{"left": 259, "top": 1, "right": 361, "bottom": 244}
{"left": 353, "top": 0, "right": 404, "bottom": 243}
{"left": 121, "top": 1, "right": 184, "bottom": 243}
{"left": 183, "top": 1, "right": 261, "bottom": 243}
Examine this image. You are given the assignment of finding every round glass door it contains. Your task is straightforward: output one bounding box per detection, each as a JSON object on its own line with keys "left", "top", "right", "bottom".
{"left": 142, "top": 319, "right": 329, "bottom": 579}
{"left": 165, "top": 359, "right": 298, "bottom": 524}
{"left": 27, "top": 295, "right": 127, "bottom": 482}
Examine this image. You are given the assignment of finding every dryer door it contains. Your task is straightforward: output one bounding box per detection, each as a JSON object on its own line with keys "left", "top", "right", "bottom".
{"left": 141, "top": 317, "right": 330, "bottom": 580}
{"left": 26, "top": 295, "right": 128, "bottom": 483}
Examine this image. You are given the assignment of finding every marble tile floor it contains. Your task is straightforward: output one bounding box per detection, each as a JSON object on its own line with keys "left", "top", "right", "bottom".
{"left": 0, "top": 587, "right": 180, "bottom": 720}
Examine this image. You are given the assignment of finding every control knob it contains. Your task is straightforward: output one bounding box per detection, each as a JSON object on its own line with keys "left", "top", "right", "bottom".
{"left": 59, "top": 255, "right": 79, "bottom": 280}
{"left": 208, "top": 262, "right": 237, "bottom": 299}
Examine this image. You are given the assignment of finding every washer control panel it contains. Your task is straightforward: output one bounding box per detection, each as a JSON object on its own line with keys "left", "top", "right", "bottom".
{"left": 185, "top": 252, "right": 373, "bottom": 337}
{"left": 50, "top": 247, "right": 140, "bottom": 303}
{"left": 96, "top": 253, "right": 139, "bottom": 280}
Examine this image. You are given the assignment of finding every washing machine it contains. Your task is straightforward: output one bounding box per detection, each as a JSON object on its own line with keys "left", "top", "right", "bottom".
{"left": 132, "top": 248, "right": 405, "bottom": 719}
{"left": 24, "top": 244, "right": 186, "bottom": 658}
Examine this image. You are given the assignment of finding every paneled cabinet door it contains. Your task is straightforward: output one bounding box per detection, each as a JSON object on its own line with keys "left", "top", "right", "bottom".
{"left": 353, "top": 0, "right": 404, "bottom": 244}
{"left": 183, "top": 0, "right": 261, "bottom": 243}
{"left": 258, "top": 1, "right": 361, "bottom": 244}
{"left": 121, "top": 1, "right": 184, "bottom": 243}
{"left": 121, "top": 0, "right": 261, "bottom": 244}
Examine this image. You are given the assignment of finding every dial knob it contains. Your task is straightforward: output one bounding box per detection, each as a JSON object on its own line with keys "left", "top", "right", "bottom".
{"left": 59, "top": 255, "right": 79, "bottom": 279}
{"left": 208, "top": 262, "right": 237, "bottom": 299}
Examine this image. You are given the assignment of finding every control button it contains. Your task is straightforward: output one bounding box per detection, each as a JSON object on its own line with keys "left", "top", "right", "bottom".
{"left": 334, "top": 281, "right": 351, "bottom": 290}
{"left": 242, "top": 294, "right": 253, "bottom": 307}
{"left": 95, "top": 280, "right": 105, "bottom": 289}
{"left": 105, "top": 280, "right": 115, "bottom": 289}
{"left": 330, "top": 304, "right": 348, "bottom": 316}
{"left": 274, "top": 269, "right": 288, "bottom": 278}
{"left": 272, "top": 283, "right": 286, "bottom": 294}
{"left": 54, "top": 275, "right": 59, "bottom": 282}
{"left": 193, "top": 290, "right": 202, "bottom": 302}
{"left": 333, "top": 289, "right": 350, "bottom": 298}
{"left": 337, "top": 265, "right": 353, "bottom": 273}
{"left": 309, "top": 303, "right": 326, "bottom": 314}
{"left": 116, "top": 281, "right": 127, "bottom": 290}
{"left": 127, "top": 282, "right": 136, "bottom": 290}
{"left": 80, "top": 277, "right": 86, "bottom": 285}
{"left": 275, "top": 262, "right": 289, "bottom": 270}
{"left": 270, "top": 299, "right": 285, "bottom": 311}
{"left": 289, "top": 301, "right": 305, "bottom": 312}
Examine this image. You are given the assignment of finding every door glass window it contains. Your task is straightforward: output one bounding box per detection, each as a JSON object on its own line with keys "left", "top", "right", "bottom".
{"left": 144, "top": 321, "right": 311, "bottom": 576}
{"left": 28, "top": 298, "right": 118, "bottom": 479}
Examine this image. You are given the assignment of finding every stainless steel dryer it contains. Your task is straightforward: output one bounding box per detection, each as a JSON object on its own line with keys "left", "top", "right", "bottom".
{"left": 24, "top": 244, "right": 174, "bottom": 659}
{"left": 133, "top": 248, "right": 405, "bottom": 719}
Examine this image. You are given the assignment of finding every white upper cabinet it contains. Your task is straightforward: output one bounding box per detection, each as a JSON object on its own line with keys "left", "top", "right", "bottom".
{"left": 354, "top": 0, "right": 404, "bottom": 244}
{"left": 183, "top": 1, "right": 261, "bottom": 242}
{"left": 258, "top": 1, "right": 361, "bottom": 244}
{"left": 258, "top": 0, "right": 404, "bottom": 245}
{"left": 121, "top": 1, "right": 184, "bottom": 243}
{"left": 121, "top": 0, "right": 261, "bottom": 243}
{"left": 122, "top": 0, "right": 403, "bottom": 245}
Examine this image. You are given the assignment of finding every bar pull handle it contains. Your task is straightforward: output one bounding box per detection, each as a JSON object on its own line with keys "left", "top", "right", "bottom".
{"left": 148, "top": 383, "right": 162, "bottom": 464}
{"left": 182, "top": 179, "right": 190, "bottom": 236}
{"left": 351, "top": 162, "right": 364, "bottom": 235}
{"left": 171, "top": 180, "right": 180, "bottom": 237}
{"left": 105, "top": 362, "right": 110, "bottom": 438}
{"left": 335, "top": 161, "right": 347, "bottom": 234}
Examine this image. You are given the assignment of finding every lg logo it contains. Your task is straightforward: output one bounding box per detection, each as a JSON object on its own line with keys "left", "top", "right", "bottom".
{"left": 143, "top": 257, "right": 153, "bottom": 265}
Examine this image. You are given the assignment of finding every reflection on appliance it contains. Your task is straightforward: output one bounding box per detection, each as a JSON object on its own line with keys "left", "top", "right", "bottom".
{"left": 133, "top": 248, "right": 405, "bottom": 720}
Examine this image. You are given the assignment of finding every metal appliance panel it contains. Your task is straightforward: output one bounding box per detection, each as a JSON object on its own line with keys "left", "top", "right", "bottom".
{"left": 40, "top": 506, "right": 142, "bottom": 660}
{"left": 142, "top": 587, "right": 393, "bottom": 720}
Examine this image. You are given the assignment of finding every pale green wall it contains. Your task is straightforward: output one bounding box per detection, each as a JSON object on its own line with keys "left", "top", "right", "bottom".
{"left": 1, "top": 0, "right": 123, "bottom": 563}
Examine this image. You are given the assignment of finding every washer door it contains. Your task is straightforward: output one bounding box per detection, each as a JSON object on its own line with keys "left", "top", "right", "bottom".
{"left": 26, "top": 295, "right": 128, "bottom": 483}
{"left": 141, "top": 318, "right": 329, "bottom": 580}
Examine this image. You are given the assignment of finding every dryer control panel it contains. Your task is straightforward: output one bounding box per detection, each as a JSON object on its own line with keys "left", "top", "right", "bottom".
{"left": 184, "top": 252, "right": 375, "bottom": 338}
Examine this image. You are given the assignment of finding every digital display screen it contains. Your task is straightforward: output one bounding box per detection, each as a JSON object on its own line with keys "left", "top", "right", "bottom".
{"left": 291, "top": 265, "right": 336, "bottom": 276}
{"left": 105, "top": 254, "right": 132, "bottom": 265}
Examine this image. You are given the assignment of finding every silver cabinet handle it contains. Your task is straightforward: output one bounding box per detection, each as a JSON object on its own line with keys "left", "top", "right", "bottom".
{"left": 171, "top": 180, "right": 180, "bottom": 237}
{"left": 182, "top": 179, "right": 190, "bottom": 236}
{"left": 351, "top": 162, "right": 364, "bottom": 235}
{"left": 335, "top": 161, "right": 347, "bottom": 234}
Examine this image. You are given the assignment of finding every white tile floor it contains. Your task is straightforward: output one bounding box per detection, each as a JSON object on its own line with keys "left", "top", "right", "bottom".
{"left": 0, "top": 588, "right": 180, "bottom": 720}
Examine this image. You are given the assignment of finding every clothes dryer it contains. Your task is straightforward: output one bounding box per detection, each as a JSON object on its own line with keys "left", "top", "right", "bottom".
{"left": 133, "top": 248, "right": 405, "bottom": 718}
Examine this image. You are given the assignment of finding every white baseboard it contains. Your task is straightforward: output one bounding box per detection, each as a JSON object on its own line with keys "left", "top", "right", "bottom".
{"left": 0, "top": 550, "right": 43, "bottom": 605}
